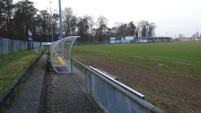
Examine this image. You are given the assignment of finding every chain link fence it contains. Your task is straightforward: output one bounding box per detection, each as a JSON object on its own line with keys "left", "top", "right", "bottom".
{"left": 0, "top": 37, "right": 40, "bottom": 55}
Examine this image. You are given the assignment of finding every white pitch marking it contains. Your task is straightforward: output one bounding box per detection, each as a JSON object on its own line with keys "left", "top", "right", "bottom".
{"left": 173, "top": 62, "right": 192, "bottom": 65}
{"left": 149, "top": 58, "right": 163, "bottom": 61}
{"left": 133, "top": 56, "right": 142, "bottom": 58}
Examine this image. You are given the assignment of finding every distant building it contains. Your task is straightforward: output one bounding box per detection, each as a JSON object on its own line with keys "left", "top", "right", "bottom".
{"left": 137, "top": 37, "right": 148, "bottom": 43}
{"left": 121, "top": 36, "right": 134, "bottom": 43}
{"left": 147, "top": 37, "right": 172, "bottom": 42}
{"left": 110, "top": 37, "right": 116, "bottom": 44}
{"left": 178, "top": 37, "right": 192, "bottom": 42}
{"left": 110, "top": 36, "right": 172, "bottom": 43}
{"left": 110, "top": 36, "right": 135, "bottom": 44}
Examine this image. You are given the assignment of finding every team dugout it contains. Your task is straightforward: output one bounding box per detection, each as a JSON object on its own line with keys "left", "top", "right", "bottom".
{"left": 50, "top": 36, "right": 79, "bottom": 73}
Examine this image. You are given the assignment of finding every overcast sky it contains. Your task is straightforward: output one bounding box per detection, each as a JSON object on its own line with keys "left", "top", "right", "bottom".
{"left": 15, "top": 0, "right": 201, "bottom": 37}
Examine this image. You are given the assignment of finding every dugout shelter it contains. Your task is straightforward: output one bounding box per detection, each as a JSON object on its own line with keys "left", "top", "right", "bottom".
{"left": 50, "top": 36, "right": 79, "bottom": 73}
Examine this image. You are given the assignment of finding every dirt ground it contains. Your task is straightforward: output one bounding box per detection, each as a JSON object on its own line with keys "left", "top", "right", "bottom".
{"left": 79, "top": 57, "right": 201, "bottom": 113}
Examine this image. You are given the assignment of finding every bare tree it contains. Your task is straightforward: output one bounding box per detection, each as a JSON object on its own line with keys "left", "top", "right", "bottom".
{"left": 77, "top": 15, "right": 94, "bottom": 42}
{"left": 148, "top": 22, "right": 156, "bottom": 37}
{"left": 51, "top": 13, "right": 59, "bottom": 36}
{"left": 96, "top": 15, "right": 108, "bottom": 41}
{"left": 138, "top": 20, "right": 149, "bottom": 37}
{"left": 63, "top": 7, "right": 77, "bottom": 36}
{"left": 118, "top": 23, "right": 130, "bottom": 37}
{"left": 136, "top": 20, "right": 156, "bottom": 38}
{"left": 84, "top": 16, "right": 94, "bottom": 35}
{"left": 110, "top": 27, "right": 118, "bottom": 36}
{"left": 178, "top": 34, "right": 185, "bottom": 38}
{"left": 39, "top": 10, "right": 50, "bottom": 40}
{"left": 83, "top": 15, "right": 94, "bottom": 42}
{"left": 128, "top": 21, "right": 136, "bottom": 36}
{"left": 199, "top": 34, "right": 201, "bottom": 39}
{"left": 192, "top": 32, "right": 200, "bottom": 40}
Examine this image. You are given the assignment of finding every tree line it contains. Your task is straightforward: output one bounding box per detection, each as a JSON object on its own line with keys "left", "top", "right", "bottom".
{"left": 0, "top": 0, "right": 156, "bottom": 42}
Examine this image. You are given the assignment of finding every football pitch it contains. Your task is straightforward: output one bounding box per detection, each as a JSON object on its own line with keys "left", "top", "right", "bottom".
{"left": 73, "top": 42, "right": 201, "bottom": 77}
{"left": 72, "top": 41, "right": 201, "bottom": 112}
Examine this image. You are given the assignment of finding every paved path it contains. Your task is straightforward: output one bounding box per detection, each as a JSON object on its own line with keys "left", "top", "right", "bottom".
{"left": 7, "top": 50, "right": 48, "bottom": 113}
{"left": 6, "top": 49, "right": 101, "bottom": 113}
{"left": 46, "top": 73, "right": 101, "bottom": 113}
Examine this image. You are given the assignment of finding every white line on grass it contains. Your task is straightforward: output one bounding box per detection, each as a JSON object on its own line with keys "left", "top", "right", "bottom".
{"left": 133, "top": 56, "right": 142, "bottom": 58}
{"left": 149, "top": 58, "right": 163, "bottom": 61}
{"left": 173, "top": 62, "right": 192, "bottom": 66}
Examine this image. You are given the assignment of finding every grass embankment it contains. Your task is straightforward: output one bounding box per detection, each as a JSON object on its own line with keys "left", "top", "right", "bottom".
{"left": 72, "top": 42, "right": 201, "bottom": 113}
{"left": 0, "top": 47, "right": 44, "bottom": 96}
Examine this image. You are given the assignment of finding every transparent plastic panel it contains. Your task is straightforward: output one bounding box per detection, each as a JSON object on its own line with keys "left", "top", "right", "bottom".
{"left": 50, "top": 36, "right": 79, "bottom": 73}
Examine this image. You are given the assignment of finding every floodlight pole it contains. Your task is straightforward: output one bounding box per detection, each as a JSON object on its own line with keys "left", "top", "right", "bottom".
{"left": 50, "top": 1, "right": 54, "bottom": 42}
{"left": 58, "top": 0, "right": 64, "bottom": 57}
{"left": 58, "top": 0, "right": 63, "bottom": 39}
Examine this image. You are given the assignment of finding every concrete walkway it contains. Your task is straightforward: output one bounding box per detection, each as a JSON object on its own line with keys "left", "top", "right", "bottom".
{"left": 6, "top": 50, "right": 101, "bottom": 113}
{"left": 46, "top": 73, "right": 101, "bottom": 113}
{"left": 6, "top": 50, "right": 48, "bottom": 113}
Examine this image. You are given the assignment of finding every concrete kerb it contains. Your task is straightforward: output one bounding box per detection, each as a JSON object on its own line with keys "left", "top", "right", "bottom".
{"left": 38, "top": 52, "right": 49, "bottom": 113}
{"left": 0, "top": 48, "right": 47, "bottom": 111}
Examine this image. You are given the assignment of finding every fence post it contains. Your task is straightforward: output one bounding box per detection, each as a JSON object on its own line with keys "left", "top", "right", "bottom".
{"left": 70, "top": 58, "right": 73, "bottom": 74}
{"left": 5, "top": 38, "right": 9, "bottom": 54}
{"left": 85, "top": 67, "right": 90, "bottom": 95}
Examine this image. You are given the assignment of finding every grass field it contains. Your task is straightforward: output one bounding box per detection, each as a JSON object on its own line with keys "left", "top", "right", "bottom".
{"left": 0, "top": 48, "right": 44, "bottom": 96}
{"left": 72, "top": 42, "right": 201, "bottom": 113}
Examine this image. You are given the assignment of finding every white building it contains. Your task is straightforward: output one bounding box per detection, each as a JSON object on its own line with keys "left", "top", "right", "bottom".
{"left": 121, "top": 36, "right": 134, "bottom": 43}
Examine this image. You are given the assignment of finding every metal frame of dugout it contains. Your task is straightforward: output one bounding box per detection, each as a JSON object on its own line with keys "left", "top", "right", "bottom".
{"left": 50, "top": 36, "right": 79, "bottom": 73}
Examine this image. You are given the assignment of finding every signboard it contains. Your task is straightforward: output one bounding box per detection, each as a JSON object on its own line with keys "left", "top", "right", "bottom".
{"left": 42, "top": 42, "right": 53, "bottom": 46}
{"left": 28, "top": 29, "right": 33, "bottom": 41}
{"left": 121, "top": 36, "right": 134, "bottom": 43}
{"left": 110, "top": 37, "right": 116, "bottom": 44}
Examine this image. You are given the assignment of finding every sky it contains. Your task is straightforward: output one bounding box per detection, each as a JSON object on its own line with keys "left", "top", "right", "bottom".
{"left": 15, "top": 0, "right": 201, "bottom": 38}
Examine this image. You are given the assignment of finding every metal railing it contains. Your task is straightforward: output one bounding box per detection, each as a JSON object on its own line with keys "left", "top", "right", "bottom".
{"left": 71, "top": 58, "right": 165, "bottom": 113}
